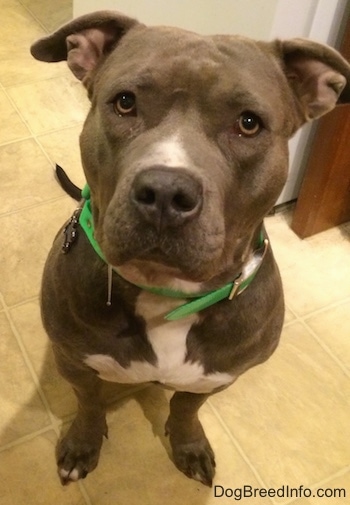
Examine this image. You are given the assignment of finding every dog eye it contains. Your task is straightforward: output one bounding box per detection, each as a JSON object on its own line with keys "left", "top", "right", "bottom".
{"left": 234, "top": 112, "right": 262, "bottom": 137}
{"left": 113, "top": 92, "right": 137, "bottom": 116}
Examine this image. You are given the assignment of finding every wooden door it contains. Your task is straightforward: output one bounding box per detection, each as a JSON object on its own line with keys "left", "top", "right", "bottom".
{"left": 291, "top": 13, "right": 350, "bottom": 238}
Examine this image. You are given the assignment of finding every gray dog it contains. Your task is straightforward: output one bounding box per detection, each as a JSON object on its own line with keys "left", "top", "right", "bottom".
{"left": 31, "top": 10, "right": 350, "bottom": 487}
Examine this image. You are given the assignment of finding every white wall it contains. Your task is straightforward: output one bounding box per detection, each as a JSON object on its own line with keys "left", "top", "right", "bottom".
{"left": 74, "top": 0, "right": 278, "bottom": 39}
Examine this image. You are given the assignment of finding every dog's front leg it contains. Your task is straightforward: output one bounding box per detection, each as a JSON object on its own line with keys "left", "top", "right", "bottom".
{"left": 165, "top": 391, "right": 215, "bottom": 487}
{"left": 54, "top": 357, "right": 107, "bottom": 485}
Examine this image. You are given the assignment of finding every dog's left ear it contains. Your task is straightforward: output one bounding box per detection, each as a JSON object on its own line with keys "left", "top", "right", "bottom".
{"left": 275, "top": 38, "right": 350, "bottom": 121}
{"left": 30, "top": 10, "right": 141, "bottom": 81}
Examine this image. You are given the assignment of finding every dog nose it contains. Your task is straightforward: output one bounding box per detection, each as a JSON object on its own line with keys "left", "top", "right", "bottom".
{"left": 131, "top": 167, "right": 203, "bottom": 229}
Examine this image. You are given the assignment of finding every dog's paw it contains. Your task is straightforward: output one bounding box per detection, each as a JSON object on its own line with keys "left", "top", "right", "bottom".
{"left": 56, "top": 423, "right": 106, "bottom": 485}
{"left": 170, "top": 438, "right": 216, "bottom": 487}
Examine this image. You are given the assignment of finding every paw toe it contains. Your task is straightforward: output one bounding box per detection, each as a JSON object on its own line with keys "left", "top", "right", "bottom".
{"left": 59, "top": 467, "right": 81, "bottom": 485}
{"left": 172, "top": 439, "right": 216, "bottom": 487}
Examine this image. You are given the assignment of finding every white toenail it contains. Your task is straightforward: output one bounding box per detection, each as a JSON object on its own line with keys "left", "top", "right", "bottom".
{"left": 69, "top": 469, "right": 80, "bottom": 481}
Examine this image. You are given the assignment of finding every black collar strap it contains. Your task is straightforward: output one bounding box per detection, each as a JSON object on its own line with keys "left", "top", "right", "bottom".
{"left": 78, "top": 185, "right": 269, "bottom": 320}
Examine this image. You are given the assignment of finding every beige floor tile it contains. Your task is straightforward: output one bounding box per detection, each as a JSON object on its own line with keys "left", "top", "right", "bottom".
{"left": 7, "top": 75, "right": 90, "bottom": 135}
{"left": 0, "top": 197, "right": 76, "bottom": 306}
{"left": 0, "top": 312, "right": 50, "bottom": 446}
{"left": 0, "top": 0, "right": 67, "bottom": 87}
{"left": 265, "top": 212, "right": 299, "bottom": 271}
{"left": 0, "top": 0, "right": 43, "bottom": 47}
{"left": 83, "top": 387, "right": 273, "bottom": 505}
{"left": 0, "top": 46, "right": 68, "bottom": 88}
{"left": 341, "top": 221, "right": 350, "bottom": 237}
{"left": 0, "top": 89, "right": 30, "bottom": 144}
{"left": 284, "top": 306, "right": 296, "bottom": 324}
{"left": 209, "top": 321, "right": 350, "bottom": 496}
{"left": 282, "top": 261, "right": 350, "bottom": 317}
{"left": 0, "top": 138, "right": 65, "bottom": 215}
{"left": 305, "top": 300, "right": 350, "bottom": 373}
{"left": 37, "top": 125, "right": 86, "bottom": 190}
{"left": 20, "top": 0, "right": 72, "bottom": 32}
{"left": 266, "top": 214, "right": 350, "bottom": 316}
{"left": 0, "top": 431, "right": 86, "bottom": 505}
{"left": 9, "top": 300, "right": 77, "bottom": 419}
{"left": 288, "top": 471, "right": 350, "bottom": 505}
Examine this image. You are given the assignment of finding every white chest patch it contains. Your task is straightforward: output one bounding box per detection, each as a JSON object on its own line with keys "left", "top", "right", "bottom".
{"left": 84, "top": 292, "right": 235, "bottom": 394}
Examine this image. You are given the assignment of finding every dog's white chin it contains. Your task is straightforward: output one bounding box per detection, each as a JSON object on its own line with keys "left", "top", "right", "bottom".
{"left": 114, "top": 260, "right": 204, "bottom": 294}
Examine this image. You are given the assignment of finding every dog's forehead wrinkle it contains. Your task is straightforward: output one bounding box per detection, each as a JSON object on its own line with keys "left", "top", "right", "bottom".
{"left": 105, "top": 30, "right": 273, "bottom": 95}
{"left": 99, "top": 31, "right": 290, "bottom": 123}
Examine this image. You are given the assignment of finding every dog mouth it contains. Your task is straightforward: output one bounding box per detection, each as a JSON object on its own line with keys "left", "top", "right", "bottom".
{"left": 110, "top": 243, "right": 206, "bottom": 282}
{"left": 104, "top": 233, "right": 224, "bottom": 286}
{"left": 100, "top": 199, "right": 227, "bottom": 284}
{"left": 114, "top": 257, "right": 204, "bottom": 290}
{"left": 135, "top": 245, "right": 191, "bottom": 268}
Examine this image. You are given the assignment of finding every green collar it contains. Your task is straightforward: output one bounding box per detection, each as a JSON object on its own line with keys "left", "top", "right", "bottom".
{"left": 79, "top": 185, "right": 268, "bottom": 321}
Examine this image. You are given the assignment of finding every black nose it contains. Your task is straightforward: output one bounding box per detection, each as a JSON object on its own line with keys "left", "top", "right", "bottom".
{"left": 131, "top": 167, "right": 203, "bottom": 230}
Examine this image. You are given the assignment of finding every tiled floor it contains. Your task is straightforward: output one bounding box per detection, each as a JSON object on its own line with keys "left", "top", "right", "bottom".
{"left": 1, "top": 1, "right": 350, "bottom": 504}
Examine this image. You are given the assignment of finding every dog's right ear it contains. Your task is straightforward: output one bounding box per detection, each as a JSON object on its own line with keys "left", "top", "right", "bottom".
{"left": 30, "top": 10, "right": 140, "bottom": 81}
{"left": 275, "top": 38, "right": 350, "bottom": 122}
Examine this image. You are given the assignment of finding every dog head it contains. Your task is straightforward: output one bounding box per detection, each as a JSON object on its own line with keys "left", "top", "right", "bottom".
{"left": 31, "top": 11, "right": 350, "bottom": 289}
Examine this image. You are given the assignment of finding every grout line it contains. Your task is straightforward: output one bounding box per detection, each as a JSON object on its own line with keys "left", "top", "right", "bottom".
{"left": 3, "top": 306, "right": 61, "bottom": 435}
{"left": 4, "top": 295, "right": 42, "bottom": 311}
{"left": 300, "top": 319, "right": 350, "bottom": 379}
{"left": 0, "top": 88, "right": 85, "bottom": 151}
{"left": 17, "top": 0, "right": 50, "bottom": 33}
{"left": 2, "top": 298, "right": 93, "bottom": 503}
{"left": 285, "top": 296, "right": 350, "bottom": 323}
{"left": 1, "top": 85, "right": 37, "bottom": 137}
{"left": 302, "top": 296, "right": 350, "bottom": 320}
{"left": 284, "top": 304, "right": 299, "bottom": 320}
{"left": 3, "top": 3, "right": 90, "bottom": 504}
{"left": 280, "top": 465, "right": 350, "bottom": 505}
{"left": 208, "top": 395, "right": 350, "bottom": 505}
{"left": 280, "top": 304, "right": 300, "bottom": 328}
{"left": 0, "top": 133, "right": 34, "bottom": 149}
{"left": 78, "top": 482, "right": 93, "bottom": 505}
{"left": 0, "top": 292, "right": 7, "bottom": 311}
{"left": 1, "top": 69, "right": 72, "bottom": 92}
{"left": 282, "top": 319, "right": 298, "bottom": 329}
{"left": 1, "top": 79, "right": 86, "bottom": 141}
{"left": 207, "top": 400, "right": 275, "bottom": 505}
{"left": 310, "top": 465, "right": 350, "bottom": 489}
{"left": 0, "top": 193, "right": 73, "bottom": 220}
{"left": 0, "top": 425, "right": 57, "bottom": 453}
{"left": 285, "top": 301, "right": 350, "bottom": 378}
{"left": 34, "top": 126, "right": 82, "bottom": 169}
{"left": 36, "top": 121, "right": 86, "bottom": 138}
